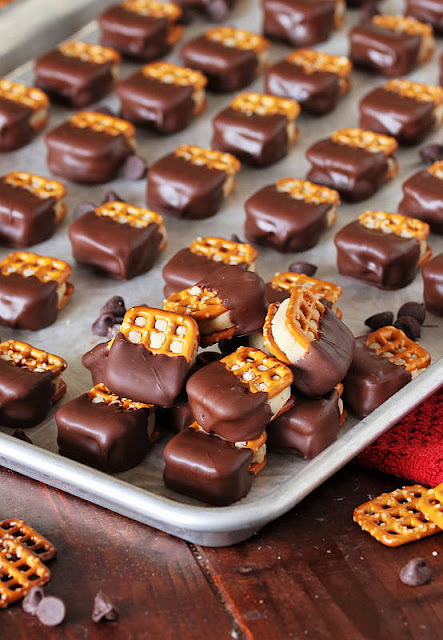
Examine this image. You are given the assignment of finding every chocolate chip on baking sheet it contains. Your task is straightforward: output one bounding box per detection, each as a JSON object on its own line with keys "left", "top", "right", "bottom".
{"left": 399, "top": 558, "right": 432, "bottom": 586}
{"left": 94, "top": 106, "right": 115, "bottom": 116}
{"left": 394, "top": 316, "right": 421, "bottom": 340}
{"left": 92, "top": 590, "right": 119, "bottom": 623}
{"left": 92, "top": 313, "right": 115, "bottom": 337}
{"left": 22, "top": 586, "right": 45, "bottom": 615}
{"left": 122, "top": 155, "right": 147, "bottom": 180}
{"left": 364, "top": 311, "right": 394, "bottom": 331}
{"left": 420, "top": 144, "right": 443, "bottom": 165}
{"left": 73, "top": 201, "right": 96, "bottom": 220}
{"left": 36, "top": 596, "right": 66, "bottom": 626}
{"left": 11, "top": 429, "right": 33, "bottom": 444}
{"left": 397, "top": 302, "right": 426, "bottom": 326}
{"left": 101, "top": 190, "right": 125, "bottom": 204}
{"left": 288, "top": 262, "right": 318, "bottom": 277}
{"left": 101, "top": 296, "right": 126, "bottom": 318}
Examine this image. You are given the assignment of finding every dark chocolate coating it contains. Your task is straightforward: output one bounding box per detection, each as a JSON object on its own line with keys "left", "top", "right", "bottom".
{"left": 343, "top": 336, "right": 411, "bottom": 418}
{"left": 422, "top": 252, "right": 443, "bottom": 316}
{"left": 34, "top": 50, "right": 115, "bottom": 108}
{"left": 104, "top": 332, "right": 190, "bottom": 408}
{"left": 175, "top": 0, "right": 235, "bottom": 21}
{"left": 98, "top": 6, "right": 173, "bottom": 61}
{"left": 198, "top": 264, "right": 266, "bottom": 336}
{"left": 212, "top": 107, "right": 289, "bottom": 167}
{"left": 306, "top": 138, "right": 390, "bottom": 202}
{"left": 117, "top": 70, "right": 195, "bottom": 133}
{"left": 244, "top": 184, "right": 332, "bottom": 252}
{"left": 359, "top": 87, "right": 436, "bottom": 146}
{"left": 335, "top": 220, "right": 421, "bottom": 289}
{"left": 440, "top": 53, "right": 443, "bottom": 87}
{"left": 181, "top": 35, "right": 258, "bottom": 93}
{"left": 349, "top": 23, "right": 421, "bottom": 77}
{"left": 262, "top": 0, "right": 337, "bottom": 47}
{"left": 266, "top": 388, "right": 341, "bottom": 458}
{"left": 0, "top": 359, "right": 56, "bottom": 428}
{"left": 147, "top": 152, "right": 227, "bottom": 219}
{"left": 163, "top": 428, "right": 253, "bottom": 506}
{"left": 156, "top": 394, "right": 194, "bottom": 432}
{"left": 186, "top": 360, "right": 272, "bottom": 441}
{"left": 405, "top": 0, "right": 443, "bottom": 34}
{"left": 82, "top": 341, "right": 109, "bottom": 386}
{"left": 265, "top": 60, "right": 342, "bottom": 115}
{"left": 56, "top": 393, "right": 151, "bottom": 473}
{"left": 398, "top": 169, "right": 443, "bottom": 234}
{"left": 0, "top": 178, "right": 57, "bottom": 247}
{"left": 289, "top": 307, "right": 354, "bottom": 397}
{"left": 68, "top": 210, "right": 163, "bottom": 279}
{"left": 0, "top": 96, "right": 34, "bottom": 152}
{"left": 45, "top": 121, "right": 133, "bottom": 184}
{"left": 0, "top": 273, "right": 59, "bottom": 330}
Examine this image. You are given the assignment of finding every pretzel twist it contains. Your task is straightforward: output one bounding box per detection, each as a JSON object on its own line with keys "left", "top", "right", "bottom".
{"left": 122, "top": 0, "right": 181, "bottom": 20}
{"left": 70, "top": 111, "right": 135, "bottom": 140}
{"left": 87, "top": 383, "right": 153, "bottom": 410}
{"left": 358, "top": 210, "right": 429, "bottom": 241}
{"left": 365, "top": 326, "right": 431, "bottom": 373}
{"left": 0, "top": 251, "right": 71, "bottom": 286}
{"left": 205, "top": 26, "right": 269, "bottom": 53}
{"left": 0, "top": 339, "right": 66, "bottom": 375}
{"left": 275, "top": 178, "right": 340, "bottom": 204}
{"left": 0, "top": 519, "right": 56, "bottom": 563}
{"left": 270, "top": 272, "right": 342, "bottom": 305}
{"left": 189, "top": 236, "right": 257, "bottom": 266}
{"left": 164, "top": 285, "right": 226, "bottom": 320}
{"left": 0, "top": 79, "right": 48, "bottom": 111}
{"left": 286, "top": 49, "right": 352, "bottom": 77}
{"left": 3, "top": 171, "right": 66, "bottom": 201}
{"left": 142, "top": 62, "right": 206, "bottom": 90}
{"left": 331, "top": 128, "right": 398, "bottom": 155}
{"left": 0, "top": 538, "right": 50, "bottom": 608}
{"left": 372, "top": 14, "right": 433, "bottom": 37}
{"left": 221, "top": 346, "right": 293, "bottom": 398}
{"left": 230, "top": 92, "right": 300, "bottom": 121}
{"left": 385, "top": 79, "right": 443, "bottom": 105}
{"left": 428, "top": 161, "right": 443, "bottom": 179}
{"left": 59, "top": 41, "right": 120, "bottom": 64}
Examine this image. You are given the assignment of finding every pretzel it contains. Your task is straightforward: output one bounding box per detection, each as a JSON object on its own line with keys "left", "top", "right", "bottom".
{"left": 353, "top": 485, "right": 440, "bottom": 547}
{"left": 230, "top": 92, "right": 300, "bottom": 121}
{"left": 221, "top": 346, "right": 293, "bottom": 398}
{"left": 69, "top": 111, "right": 135, "bottom": 141}
{"left": 335, "top": 382, "right": 346, "bottom": 426}
{"left": 205, "top": 26, "right": 269, "bottom": 54}
{"left": 385, "top": 79, "right": 443, "bottom": 105}
{"left": 175, "top": 145, "right": 240, "bottom": 177}
{"left": 417, "top": 485, "right": 443, "bottom": 529}
{"left": 286, "top": 49, "right": 352, "bottom": 78}
{"left": 117, "top": 305, "right": 199, "bottom": 361}
{"left": 428, "top": 161, "right": 443, "bottom": 180}
{"left": 275, "top": 178, "right": 340, "bottom": 205}
{"left": 358, "top": 210, "right": 429, "bottom": 241}
{"left": 365, "top": 326, "right": 431, "bottom": 373}
{"left": 0, "top": 79, "right": 48, "bottom": 115}
{"left": 372, "top": 14, "right": 433, "bottom": 38}
{"left": 122, "top": 0, "right": 181, "bottom": 20}
{"left": 95, "top": 201, "right": 166, "bottom": 247}
{"left": 142, "top": 62, "right": 206, "bottom": 90}
{"left": 269, "top": 273, "right": 342, "bottom": 306}
{"left": 189, "top": 236, "right": 257, "bottom": 267}
{"left": 0, "top": 519, "right": 56, "bottom": 563}
{"left": 59, "top": 41, "right": 120, "bottom": 65}
{"left": 164, "top": 286, "right": 226, "bottom": 320}
{"left": 0, "top": 339, "right": 66, "bottom": 375}
{"left": 331, "top": 128, "right": 398, "bottom": 156}
{"left": 3, "top": 171, "right": 67, "bottom": 223}
{"left": 0, "top": 537, "right": 50, "bottom": 608}
{"left": 87, "top": 383, "right": 153, "bottom": 411}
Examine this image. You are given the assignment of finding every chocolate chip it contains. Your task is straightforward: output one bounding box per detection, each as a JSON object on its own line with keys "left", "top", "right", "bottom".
{"left": 288, "top": 262, "right": 318, "bottom": 277}
{"left": 420, "top": 144, "right": 443, "bottom": 165}
{"left": 394, "top": 316, "right": 421, "bottom": 340}
{"left": 22, "top": 586, "right": 45, "bottom": 615}
{"left": 399, "top": 558, "right": 432, "bottom": 586}
{"left": 364, "top": 311, "right": 394, "bottom": 331}
{"left": 36, "top": 596, "right": 66, "bottom": 626}
{"left": 360, "top": 0, "right": 380, "bottom": 21}
{"left": 92, "top": 313, "right": 115, "bottom": 337}
{"left": 100, "top": 296, "right": 126, "bottom": 319}
{"left": 94, "top": 106, "right": 114, "bottom": 116}
{"left": 92, "top": 591, "right": 118, "bottom": 623}
{"left": 397, "top": 302, "right": 426, "bottom": 326}
{"left": 107, "top": 324, "right": 121, "bottom": 339}
{"left": 230, "top": 234, "right": 244, "bottom": 244}
{"left": 102, "top": 190, "right": 124, "bottom": 204}
{"left": 73, "top": 201, "right": 95, "bottom": 220}
{"left": 11, "top": 429, "right": 32, "bottom": 444}
{"left": 219, "top": 335, "right": 250, "bottom": 355}
{"left": 196, "top": 350, "right": 223, "bottom": 368}
{"left": 122, "top": 154, "right": 147, "bottom": 180}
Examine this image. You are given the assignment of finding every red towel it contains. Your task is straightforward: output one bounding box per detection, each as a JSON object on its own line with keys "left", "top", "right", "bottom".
{"left": 358, "top": 387, "right": 443, "bottom": 487}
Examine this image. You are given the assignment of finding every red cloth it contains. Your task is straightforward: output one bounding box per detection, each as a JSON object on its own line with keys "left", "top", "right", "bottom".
{"left": 358, "top": 387, "right": 443, "bottom": 487}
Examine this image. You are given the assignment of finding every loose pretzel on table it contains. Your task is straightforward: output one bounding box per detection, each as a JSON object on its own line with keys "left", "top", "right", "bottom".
{"left": 0, "top": 537, "right": 50, "bottom": 608}
{"left": 0, "top": 519, "right": 57, "bottom": 563}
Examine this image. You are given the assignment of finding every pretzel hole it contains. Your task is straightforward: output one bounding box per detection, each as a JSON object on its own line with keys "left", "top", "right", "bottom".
{"left": 1, "top": 574, "right": 13, "bottom": 582}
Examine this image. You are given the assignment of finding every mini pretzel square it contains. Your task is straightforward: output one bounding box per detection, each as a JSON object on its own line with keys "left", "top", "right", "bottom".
{"left": 0, "top": 339, "right": 66, "bottom": 376}
{"left": 141, "top": 62, "right": 207, "bottom": 90}
{"left": 358, "top": 210, "right": 430, "bottom": 241}
{"left": 0, "top": 79, "right": 48, "bottom": 113}
{"left": 0, "top": 537, "right": 50, "bottom": 608}
{"left": 353, "top": 485, "right": 441, "bottom": 547}
{"left": 365, "top": 326, "right": 431, "bottom": 373}
{"left": 230, "top": 92, "right": 300, "bottom": 121}
{"left": 164, "top": 285, "right": 227, "bottom": 321}
{"left": 70, "top": 111, "right": 135, "bottom": 140}
{"left": 59, "top": 41, "right": 121, "bottom": 65}
{"left": 372, "top": 14, "right": 433, "bottom": 38}
{"left": 428, "top": 161, "right": 443, "bottom": 179}
{"left": 0, "top": 519, "right": 56, "bottom": 563}
{"left": 205, "top": 26, "right": 269, "bottom": 54}
{"left": 175, "top": 145, "right": 240, "bottom": 176}
{"left": 0, "top": 251, "right": 71, "bottom": 287}
{"left": 331, "top": 128, "right": 398, "bottom": 156}
{"left": 270, "top": 272, "right": 342, "bottom": 305}
{"left": 87, "top": 383, "right": 153, "bottom": 411}
{"left": 275, "top": 178, "right": 340, "bottom": 205}
{"left": 286, "top": 49, "right": 352, "bottom": 77}
{"left": 122, "top": 0, "right": 182, "bottom": 21}
{"left": 417, "top": 487, "right": 443, "bottom": 530}
{"left": 95, "top": 201, "right": 165, "bottom": 238}
{"left": 3, "top": 171, "right": 66, "bottom": 203}
{"left": 385, "top": 79, "right": 443, "bottom": 105}
{"left": 189, "top": 236, "right": 257, "bottom": 266}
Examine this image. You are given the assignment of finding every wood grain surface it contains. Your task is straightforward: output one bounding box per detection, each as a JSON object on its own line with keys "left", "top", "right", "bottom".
{"left": 1, "top": 463, "right": 442, "bottom": 640}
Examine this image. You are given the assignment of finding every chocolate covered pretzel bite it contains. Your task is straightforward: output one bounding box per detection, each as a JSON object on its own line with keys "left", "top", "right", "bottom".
{"left": 399, "top": 161, "right": 443, "bottom": 233}
{"left": 422, "top": 252, "right": 443, "bottom": 316}
{"left": 0, "top": 79, "right": 48, "bottom": 151}
{"left": 405, "top": 0, "right": 443, "bottom": 35}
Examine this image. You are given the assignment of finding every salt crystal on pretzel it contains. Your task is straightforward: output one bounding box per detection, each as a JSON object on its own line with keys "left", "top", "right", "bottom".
{"left": 353, "top": 485, "right": 441, "bottom": 547}
{"left": 372, "top": 15, "right": 434, "bottom": 64}
{"left": 0, "top": 537, "right": 50, "bottom": 608}
{"left": 0, "top": 79, "right": 48, "bottom": 131}
{"left": 286, "top": 49, "right": 352, "bottom": 95}
{"left": 3, "top": 171, "right": 67, "bottom": 224}
{"left": 141, "top": 62, "right": 207, "bottom": 113}
{"left": 0, "top": 519, "right": 56, "bottom": 563}
{"left": 418, "top": 486, "right": 443, "bottom": 530}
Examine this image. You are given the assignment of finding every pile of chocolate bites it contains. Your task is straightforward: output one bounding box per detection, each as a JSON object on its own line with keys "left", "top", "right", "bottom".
{"left": 0, "top": 0, "right": 442, "bottom": 506}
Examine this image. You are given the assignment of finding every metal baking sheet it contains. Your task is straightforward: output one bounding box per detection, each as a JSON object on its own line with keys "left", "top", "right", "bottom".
{"left": 0, "top": 0, "right": 442, "bottom": 546}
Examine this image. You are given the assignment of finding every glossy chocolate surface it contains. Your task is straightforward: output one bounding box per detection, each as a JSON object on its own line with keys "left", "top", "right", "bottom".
{"left": 155, "top": 394, "right": 194, "bottom": 432}
{"left": 343, "top": 336, "right": 411, "bottom": 419}
{"left": 147, "top": 152, "right": 226, "bottom": 219}
{"left": 265, "top": 60, "right": 341, "bottom": 115}
{"left": 0, "top": 359, "right": 56, "bottom": 428}
{"left": 186, "top": 360, "right": 272, "bottom": 441}
{"left": 117, "top": 70, "right": 195, "bottom": 133}
{"left": 289, "top": 307, "right": 354, "bottom": 397}
{"left": 262, "top": 0, "right": 337, "bottom": 47}
{"left": 398, "top": 169, "right": 443, "bottom": 234}
{"left": 99, "top": 6, "right": 173, "bottom": 61}
{"left": 82, "top": 341, "right": 109, "bottom": 386}
{"left": 69, "top": 210, "right": 163, "bottom": 280}
{"left": 56, "top": 393, "right": 151, "bottom": 473}
{"left": 175, "top": 0, "right": 235, "bottom": 21}
{"left": 163, "top": 428, "right": 253, "bottom": 506}
{"left": 0, "top": 273, "right": 59, "bottom": 330}
{"left": 245, "top": 184, "right": 332, "bottom": 252}
{"left": 181, "top": 35, "right": 258, "bottom": 92}
{"left": 359, "top": 88, "right": 436, "bottom": 146}
{"left": 0, "top": 178, "right": 57, "bottom": 247}
{"left": 45, "top": 121, "right": 133, "bottom": 184}
{"left": 440, "top": 53, "right": 443, "bottom": 86}
{"left": 267, "top": 388, "right": 341, "bottom": 458}
{"left": 349, "top": 23, "right": 421, "bottom": 77}
{"left": 422, "top": 252, "right": 443, "bottom": 316}
{"left": 335, "top": 220, "right": 422, "bottom": 289}
{"left": 405, "top": 0, "right": 443, "bottom": 34}
{"left": 212, "top": 107, "right": 289, "bottom": 167}
{"left": 306, "top": 138, "right": 389, "bottom": 201}
{"left": 34, "top": 50, "right": 114, "bottom": 108}
{"left": 0, "top": 96, "right": 34, "bottom": 152}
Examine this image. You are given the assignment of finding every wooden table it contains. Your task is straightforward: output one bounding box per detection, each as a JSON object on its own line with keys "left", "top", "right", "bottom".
{"left": 1, "top": 463, "right": 442, "bottom": 640}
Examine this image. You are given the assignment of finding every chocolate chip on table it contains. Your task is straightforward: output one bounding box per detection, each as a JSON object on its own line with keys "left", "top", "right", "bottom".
{"left": 92, "top": 313, "right": 115, "bottom": 337}
{"left": 35, "top": 596, "right": 66, "bottom": 626}
{"left": 92, "top": 590, "right": 119, "bottom": 623}
{"left": 420, "top": 144, "right": 443, "bottom": 165}
{"left": 397, "top": 302, "right": 426, "bottom": 326}
{"left": 11, "top": 429, "right": 32, "bottom": 444}
{"left": 73, "top": 201, "right": 95, "bottom": 220}
{"left": 360, "top": 0, "right": 380, "bottom": 21}
{"left": 22, "top": 586, "right": 45, "bottom": 615}
{"left": 364, "top": 311, "right": 394, "bottom": 331}
{"left": 394, "top": 316, "right": 421, "bottom": 341}
{"left": 399, "top": 558, "right": 432, "bottom": 586}
{"left": 122, "top": 154, "right": 147, "bottom": 180}
{"left": 230, "top": 234, "right": 244, "bottom": 244}
{"left": 101, "top": 296, "right": 126, "bottom": 320}
{"left": 102, "top": 190, "right": 125, "bottom": 204}
{"left": 94, "top": 106, "right": 114, "bottom": 116}
{"left": 288, "top": 261, "right": 318, "bottom": 277}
